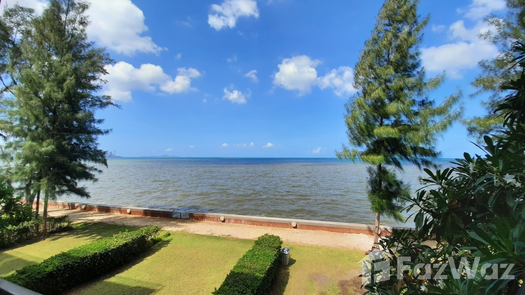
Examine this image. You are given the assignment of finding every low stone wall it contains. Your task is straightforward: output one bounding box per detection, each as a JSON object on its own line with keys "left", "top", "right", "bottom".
{"left": 43, "top": 201, "right": 394, "bottom": 237}
{"left": 190, "top": 212, "right": 392, "bottom": 236}
{"left": 45, "top": 201, "right": 174, "bottom": 219}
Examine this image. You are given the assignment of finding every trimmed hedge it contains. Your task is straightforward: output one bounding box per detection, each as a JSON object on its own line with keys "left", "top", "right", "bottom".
{"left": 4, "top": 225, "right": 160, "bottom": 295}
{"left": 213, "top": 234, "right": 282, "bottom": 295}
{"left": 0, "top": 216, "right": 71, "bottom": 249}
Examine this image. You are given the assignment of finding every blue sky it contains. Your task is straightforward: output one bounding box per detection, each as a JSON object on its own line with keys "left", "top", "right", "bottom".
{"left": 1, "top": 0, "right": 507, "bottom": 158}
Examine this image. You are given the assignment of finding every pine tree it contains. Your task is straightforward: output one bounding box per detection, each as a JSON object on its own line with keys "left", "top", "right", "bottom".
{"left": 1, "top": 0, "right": 114, "bottom": 235}
{"left": 337, "top": 0, "right": 461, "bottom": 245}
{"left": 468, "top": 0, "right": 525, "bottom": 139}
{"left": 0, "top": 5, "right": 35, "bottom": 138}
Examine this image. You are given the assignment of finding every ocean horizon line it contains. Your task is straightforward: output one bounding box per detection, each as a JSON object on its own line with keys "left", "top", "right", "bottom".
{"left": 107, "top": 156, "right": 459, "bottom": 161}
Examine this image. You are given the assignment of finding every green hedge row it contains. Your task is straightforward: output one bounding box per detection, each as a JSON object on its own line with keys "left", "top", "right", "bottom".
{"left": 4, "top": 225, "right": 161, "bottom": 295}
{"left": 213, "top": 234, "right": 282, "bottom": 295}
{"left": 0, "top": 216, "right": 71, "bottom": 249}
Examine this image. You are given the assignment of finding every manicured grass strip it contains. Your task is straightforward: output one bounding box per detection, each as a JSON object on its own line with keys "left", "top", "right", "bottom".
{"left": 0, "top": 223, "right": 138, "bottom": 278}
{"left": 4, "top": 226, "right": 160, "bottom": 295}
{"left": 269, "top": 244, "right": 365, "bottom": 295}
{"left": 213, "top": 234, "right": 282, "bottom": 295}
{"left": 68, "top": 232, "right": 253, "bottom": 295}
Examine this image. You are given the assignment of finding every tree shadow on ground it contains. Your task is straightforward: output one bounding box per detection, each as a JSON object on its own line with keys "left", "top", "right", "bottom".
{"left": 46, "top": 222, "right": 139, "bottom": 242}
{"left": 65, "top": 238, "right": 171, "bottom": 295}
{"left": 0, "top": 253, "right": 36, "bottom": 277}
{"left": 67, "top": 281, "right": 158, "bottom": 295}
{"left": 269, "top": 258, "right": 296, "bottom": 295}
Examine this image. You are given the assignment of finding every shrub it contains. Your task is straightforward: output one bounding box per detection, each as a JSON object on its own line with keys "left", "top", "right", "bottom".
{"left": 0, "top": 182, "right": 32, "bottom": 227}
{"left": 363, "top": 42, "right": 525, "bottom": 294}
{"left": 0, "top": 216, "right": 71, "bottom": 249}
{"left": 4, "top": 226, "right": 160, "bottom": 294}
{"left": 213, "top": 234, "right": 282, "bottom": 295}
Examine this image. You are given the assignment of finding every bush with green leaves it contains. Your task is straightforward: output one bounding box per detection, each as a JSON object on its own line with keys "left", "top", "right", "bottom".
{"left": 4, "top": 226, "right": 160, "bottom": 294}
{"left": 363, "top": 43, "right": 525, "bottom": 295}
{"left": 0, "top": 216, "right": 71, "bottom": 249}
{"left": 0, "top": 182, "right": 32, "bottom": 228}
{"left": 213, "top": 234, "right": 282, "bottom": 295}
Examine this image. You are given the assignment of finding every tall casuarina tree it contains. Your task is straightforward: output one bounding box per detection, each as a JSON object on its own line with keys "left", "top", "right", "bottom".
{"left": 468, "top": 0, "right": 525, "bottom": 139}
{"left": 1, "top": 0, "right": 114, "bottom": 235}
{"left": 337, "top": 0, "right": 462, "bottom": 244}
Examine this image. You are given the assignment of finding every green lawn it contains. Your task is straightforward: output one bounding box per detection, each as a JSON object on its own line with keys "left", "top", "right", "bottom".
{"left": 1, "top": 222, "right": 365, "bottom": 295}
{"left": 68, "top": 232, "right": 254, "bottom": 295}
{"left": 0, "top": 223, "right": 136, "bottom": 277}
{"left": 270, "top": 244, "right": 365, "bottom": 295}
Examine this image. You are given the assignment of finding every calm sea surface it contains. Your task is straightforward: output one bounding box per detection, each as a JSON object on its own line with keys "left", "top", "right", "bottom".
{"left": 60, "top": 158, "right": 454, "bottom": 226}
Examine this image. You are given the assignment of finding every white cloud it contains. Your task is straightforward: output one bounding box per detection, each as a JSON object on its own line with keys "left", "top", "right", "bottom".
{"left": 263, "top": 142, "right": 273, "bottom": 148}
{"left": 312, "top": 147, "right": 322, "bottom": 154}
{"left": 86, "top": 0, "right": 164, "bottom": 55}
{"left": 177, "top": 16, "right": 193, "bottom": 28}
{"left": 318, "top": 66, "right": 356, "bottom": 97}
{"left": 227, "top": 54, "right": 238, "bottom": 63}
{"left": 432, "top": 25, "right": 446, "bottom": 33}
{"left": 461, "top": 0, "right": 506, "bottom": 20}
{"left": 103, "top": 62, "right": 201, "bottom": 102}
{"left": 189, "top": 145, "right": 194, "bottom": 148}
{"left": 161, "top": 68, "right": 201, "bottom": 94}
{"left": 1, "top": 0, "right": 164, "bottom": 56}
{"left": 250, "top": 142, "right": 254, "bottom": 147}
{"left": 223, "top": 88, "right": 247, "bottom": 104}
{"left": 176, "top": 53, "right": 182, "bottom": 60}
{"left": 0, "top": 0, "right": 46, "bottom": 14}
{"left": 208, "top": 0, "right": 259, "bottom": 30}
{"left": 165, "top": 147, "right": 172, "bottom": 152}
{"left": 273, "top": 55, "right": 320, "bottom": 96}
{"left": 221, "top": 143, "right": 229, "bottom": 147}
{"left": 232, "top": 143, "right": 251, "bottom": 147}
{"left": 422, "top": 41, "right": 498, "bottom": 78}
{"left": 273, "top": 55, "right": 356, "bottom": 97}
{"left": 449, "top": 20, "right": 494, "bottom": 42}
{"left": 245, "top": 70, "right": 258, "bottom": 82}
{"left": 421, "top": 1, "right": 500, "bottom": 79}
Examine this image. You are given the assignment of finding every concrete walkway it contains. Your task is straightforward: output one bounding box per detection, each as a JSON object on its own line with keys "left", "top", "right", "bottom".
{"left": 48, "top": 208, "right": 373, "bottom": 251}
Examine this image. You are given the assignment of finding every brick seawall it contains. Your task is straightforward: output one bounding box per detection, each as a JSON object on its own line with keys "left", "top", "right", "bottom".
{"left": 41, "top": 201, "right": 395, "bottom": 237}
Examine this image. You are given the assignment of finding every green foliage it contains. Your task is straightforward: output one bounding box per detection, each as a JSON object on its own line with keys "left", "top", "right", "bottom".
{"left": 0, "top": 219, "right": 40, "bottom": 248}
{"left": 363, "top": 43, "right": 525, "bottom": 295}
{"left": 0, "top": 181, "right": 32, "bottom": 227}
{"left": 0, "top": 216, "right": 71, "bottom": 249}
{"left": 5, "top": 226, "right": 160, "bottom": 294}
{"left": 337, "top": 0, "right": 461, "bottom": 235}
{"left": 213, "top": 234, "right": 282, "bottom": 295}
{"left": 367, "top": 166, "right": 408, "bottom": 222}
{"left": 0, "top": 0, "right": 114, "bottom": 221}
{"left": 468, "top": 0, "right": 525, "bottom": 139}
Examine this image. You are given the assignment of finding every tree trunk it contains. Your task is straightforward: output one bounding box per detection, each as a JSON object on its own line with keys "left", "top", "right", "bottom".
{"left": 374, "top": 212, "right": 381, "bottom": 244}
{"left": 43, "top": 195, "right": 48, "bottom": 239}
{"left": 374, "top": 163, "right": 383, "bottom": 245}
{"left": 34, "top": 190, "right": 40, "bottom": 219}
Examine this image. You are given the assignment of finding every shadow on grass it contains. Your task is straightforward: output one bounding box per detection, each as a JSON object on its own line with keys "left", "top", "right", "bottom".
{"left": 0, "top": 253, "right": 36, "bottom": 277}
{"left": 269, "top": 258, "right": 296, "bottom": 295}
{"left": 46, "top": 222, "right": 140, "bottom": 242}
{"left": 68, "top": 281, "right": 158, "bottom": 295}
{"left": 66, "top": 238, "right": 171, "bottom": 295}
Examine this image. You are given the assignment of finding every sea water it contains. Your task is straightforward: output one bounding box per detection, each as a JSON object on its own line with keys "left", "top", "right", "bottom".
{"left": 60, "top": 158, "right": 454, "bottom": 226}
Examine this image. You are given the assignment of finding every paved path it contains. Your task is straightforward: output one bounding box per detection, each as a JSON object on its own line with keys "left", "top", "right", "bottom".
{"left": 49, "top": 208, "right": 373, "bottom": 251}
